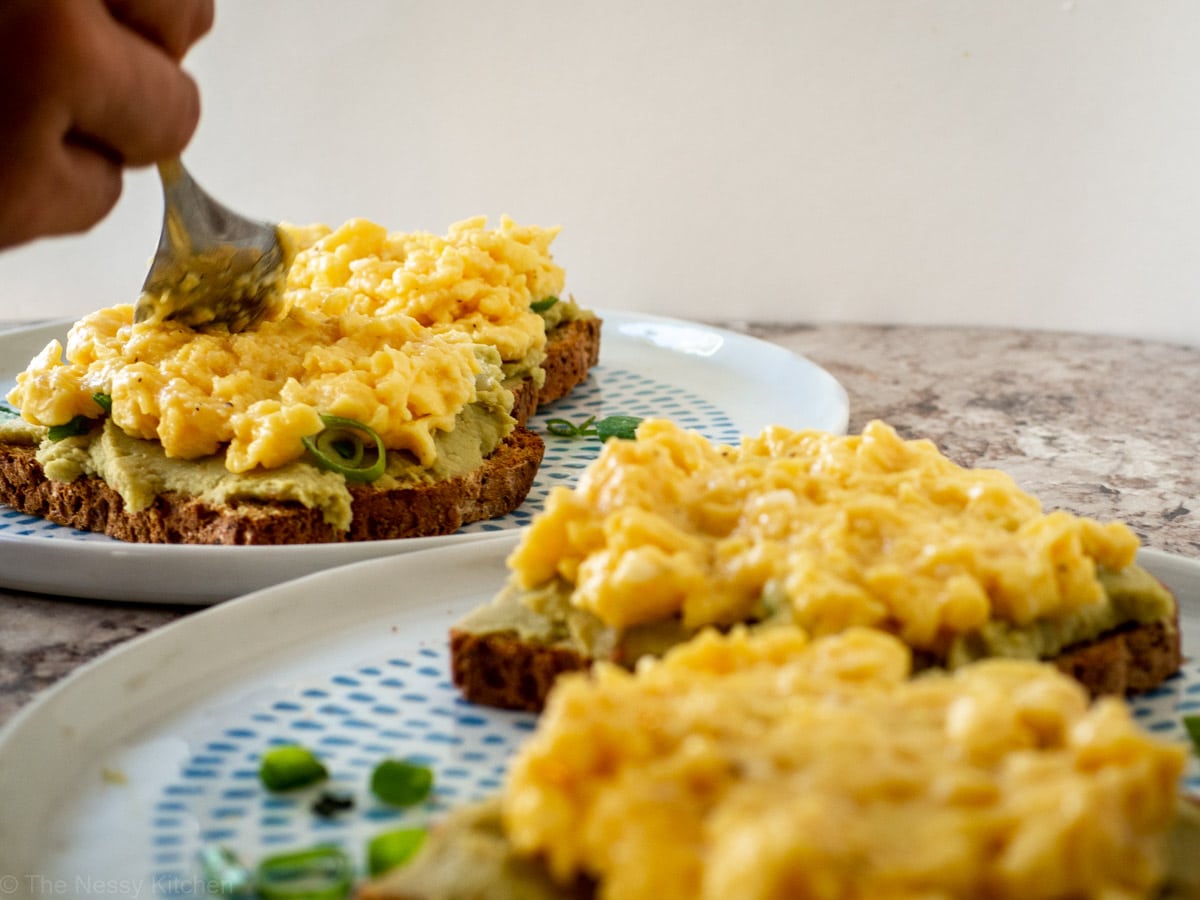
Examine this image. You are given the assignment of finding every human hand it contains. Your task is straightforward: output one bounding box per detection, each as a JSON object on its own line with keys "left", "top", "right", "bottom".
{"left": 0, "top": 0, "right": 214, "bottom": 250}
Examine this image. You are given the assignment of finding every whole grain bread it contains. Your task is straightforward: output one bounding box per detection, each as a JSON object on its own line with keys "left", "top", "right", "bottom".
{"left": 450, "top": 605, "right": 1184, "bottom": 712}
{"left": 509, "top": 316, "right": 603, "bottom": 426}
{"left": 0, "top": 426, "right": 544, "bottom": 545}
{"left": 0, "top": 314, "right": 601, "bottom": 545}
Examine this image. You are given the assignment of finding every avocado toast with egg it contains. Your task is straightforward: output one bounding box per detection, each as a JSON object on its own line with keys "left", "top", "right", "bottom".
{"left": 369, "top": 628, "right": 1200, "bottom": 899}
{"left": 450, "top": 419, "right": 1182, "bottom": 708}
{"left": 0, "top": 217, "right": 601, "bottom": 544}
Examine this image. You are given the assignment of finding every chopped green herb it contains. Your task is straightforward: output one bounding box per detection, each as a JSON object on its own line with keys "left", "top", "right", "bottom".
{"left": 47, "top": 414, "right": 93, "bottom": 441}
{"left": 198, "top": 845, "right": 254, "bottom": 897}
{"left": 256, "top": 846, "right": 353, "bottom": 900}
{"left": 366, "top": 827, "right": 427, "bottom": 877}
{"left": 370, "top": 759, "right": 433, "bottom": 807}
{"left": 544, "top": 414, "right": 644, "bottom": 442}
{"left": 545, "top": 415, "right": 595, "bottom": 438}
{"left": 311, "top": 789, "right": 355, "bottom": 818}
{"left": 595, "top": 415, "right": 643, "bottom": 442}
{"left": 0, "top": 400, "right": 19, "bottom": 419}
{"left": 1184, "top": 715, "right": 1200, "bottom": 754}
{"left": 259, "top": 745, "right": 329, "bottom": 792}
{"left": 93, "top": 392, "right": 113, "bottom": 413}
{"left": 302, "top": 414, "right": 386, "bottom": 482}
{"left": 530, "top": 296, "right": 559, "bottom": 314}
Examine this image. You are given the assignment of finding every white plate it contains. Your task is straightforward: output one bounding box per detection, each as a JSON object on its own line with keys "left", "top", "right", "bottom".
{"left": 0, "top": 538, "right": 1197, "bottom": 894}
{"left": 0, "top": 310, "right": 849, "bottom": 604}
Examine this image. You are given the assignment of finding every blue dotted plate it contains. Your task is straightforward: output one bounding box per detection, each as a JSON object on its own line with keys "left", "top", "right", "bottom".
{"left": 0, "top": 537, "right": 1196, "bottom": 896}
{"left": 0, "top": 311, "right": 848, "bottom": 604}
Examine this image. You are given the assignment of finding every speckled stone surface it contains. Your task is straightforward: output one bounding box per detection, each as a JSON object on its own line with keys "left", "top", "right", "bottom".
{"left": 749, "top": 323, "right": 1199, "bottom": 559}
{"left": 1, "top": 322, "right": 1197, "bottom": 727}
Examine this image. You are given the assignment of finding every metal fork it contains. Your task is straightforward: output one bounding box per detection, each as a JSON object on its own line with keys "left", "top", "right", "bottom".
{"left": 134, "top": 158, "right": 285, "bottom": 333}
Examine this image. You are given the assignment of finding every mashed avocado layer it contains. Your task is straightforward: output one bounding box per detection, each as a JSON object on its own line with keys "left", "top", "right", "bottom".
{"left": 458, "top": 563, "right": 1175, "bottom": 668}
{"left": 500, "top": 297, "right": 590, "bottom": 386}
{"left": 33, "top": 402, "right": 513, "bottom": 533}
{"left": 944, "top": 564, "right": 1176, "bottom": 667}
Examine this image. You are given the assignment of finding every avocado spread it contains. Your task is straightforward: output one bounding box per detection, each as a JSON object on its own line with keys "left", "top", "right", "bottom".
{"left": 500, "top": 298, "right": 590, "bottom": 386}
{"left": 32, "top": 401, "right": 513, "bottom": 533}
{"left": 459, "top": 563, "right": 1175, "bottom": 669}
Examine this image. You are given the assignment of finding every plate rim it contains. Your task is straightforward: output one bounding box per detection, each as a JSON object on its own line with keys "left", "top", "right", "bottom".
{"left": 0, "top": 539, "right": 1197, "bottom": 875}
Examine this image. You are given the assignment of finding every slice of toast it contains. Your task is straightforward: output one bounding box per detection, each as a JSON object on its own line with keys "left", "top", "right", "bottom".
{"left": 509, "top": 315, "right": 603, "bottom": 426}
{"left": 448, "top": 605, "right": 1184, "bottom": 712}
{"left": 0, "top": 313, "right": 601, "bottom": 545}
{"left": 0, "top": 426, "right": 544, "bottom": 545}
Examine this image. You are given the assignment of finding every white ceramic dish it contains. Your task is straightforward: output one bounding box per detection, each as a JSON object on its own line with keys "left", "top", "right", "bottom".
{"left": 0, "top": 536, "right": 1196, "bottom": 894}
{"left": 0, "top": 310, "right": 849, "bottom": 604}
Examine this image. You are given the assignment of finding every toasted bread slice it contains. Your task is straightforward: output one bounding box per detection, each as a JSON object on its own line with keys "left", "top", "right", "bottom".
{"left": 0, "top": 313, "right": 600, "bottom": 545}
{"left": 450, "top": 597, "right": 1183, "bottom": 713}
{"left": 0, "top": 426, "right": 544, "bottom": 545}
{"left": 509, "top": 315, "right": 603, "bottom": 426}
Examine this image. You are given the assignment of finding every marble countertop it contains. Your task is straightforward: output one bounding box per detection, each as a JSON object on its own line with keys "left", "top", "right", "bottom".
{"left": 1, "top": 321, "right": 1197, "bottom": 727}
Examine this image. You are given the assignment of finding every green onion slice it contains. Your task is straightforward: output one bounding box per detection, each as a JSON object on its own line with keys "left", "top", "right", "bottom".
{"left": 530, "top": 296, "right": 559, "bottom": 314}
{"left": 367, "top": 828, "right": 427, "bottom": 877}
{"left": 595, "top": 415, "right": 643, "bottom": 441}
{"left": 197, "top": 845, "right": 255, "bottom": 897}
{"left": 370, "top": 758, "right": 434, "bottom": 807}
{"left": 1184, "top": 715, "right": 1200, "bottom": 755}
{"left": 302, "top": 414, "right": 386, "bottom": 482}
{"left": 47, "top": 414, "right": 92, "bottom": 441}
{"left": 545, "top": 415, "right": 595, "bottom": 437}
{"left": 259, "top": 745, "right": 329, "bottom": 792}
{"left": 256, "top": 846, "right": 353, "bottom": 900}
{"left": 93, "top": 392, "right": 113, "bottom": 413}
{"left": 544, "top": 414, "right": 643, "bottom": 441}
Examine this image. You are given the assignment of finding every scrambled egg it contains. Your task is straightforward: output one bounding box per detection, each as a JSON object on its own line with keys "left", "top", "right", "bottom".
{"left": 8, "top": 305, "right": 497, "bottom": 472}
{"left": 503, "top": 627, "right": 1185, "bottom": 900}
{"left": 507, "top": 419, "right": 1140, "bottom": 650}
{"left": 283, "top": 216, "right": 564, "bottom": 368}
{"left": 7, "top": 215, "right": 567, "bottom": 474}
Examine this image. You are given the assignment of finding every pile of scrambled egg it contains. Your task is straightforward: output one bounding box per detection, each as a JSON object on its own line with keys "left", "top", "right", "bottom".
{"left": 507, "top": 419, "right": 1141, "bottom": 650}
{"left": 8, "top": 217, "right": 563, "bottom": 473}
{"left": 503, "top": 627, "right": 1185, "bottom": 899}
{"left": 283, "top": 216, "right": 564, "bottom": 373}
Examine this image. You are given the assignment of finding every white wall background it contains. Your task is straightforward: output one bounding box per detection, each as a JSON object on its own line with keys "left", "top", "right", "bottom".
{"left": 2, "top": 1, "right": 1199, "bottom": 345}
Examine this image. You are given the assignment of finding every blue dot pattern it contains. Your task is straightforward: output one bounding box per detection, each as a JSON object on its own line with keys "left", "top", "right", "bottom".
{"left": 0, "top": 366, "right": 738, "bottom": 542}
{"left": 148, "top": 642, "right": 536, "bottom": 895}
{"left": 145, "top": 642, "right": 1200, "bottom": 894}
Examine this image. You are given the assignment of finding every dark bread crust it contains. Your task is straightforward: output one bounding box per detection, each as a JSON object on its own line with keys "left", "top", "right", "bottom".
{"left": 450, "top": 626, "right": 591, "bottom": 713}
{"left": 0, "top": 427, "right": 544, "bottom": 545}
{"left": 450, "top": 607, "right": 1184, "bottom": 713}
{"left": 0, "top": 314, "right": 603, "bottom": 546}
{"left": 1053, "top": 612, "right": 1183, "bottom": 696}
{"left": 537, "top": 315, "right": 603, "bottom": 407}
{"left": 509, "top": 316, "right": 604, "bottom": 427}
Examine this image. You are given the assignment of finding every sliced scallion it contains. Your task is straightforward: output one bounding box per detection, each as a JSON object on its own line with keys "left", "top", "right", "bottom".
{"left": 595, "top": 415, "right": 643, "bottom": 441}
{"left": 366, "top": 828, "right": 427, "bottom": 877}
{"left": 545, "top": 415, "right": 595, "bottom": 438}
{"left": 93, "top": 392, "right": 113, "bottom": 413}
{"left": 255, "top": 846, "right": 353, "bottom": 900}
{"left": 530, "top": 296, "right": 559, "bottom": 314}
{"left": 47, "top": 415, "right": 92, "bottom": 441}
{"left": 1184, "top": 715, "right": 1200, "bottom": 755}
{"left": 259, "top": 745, "right": 329, "bottom": 792}
{"left": 197, "top": 845, "right": 254, "bottom": 897}
{"left": 302, "top": 414, "right": 386, "bottom": 482}
{"left": 370, "top": 759, "right": 433, "bottom": 807}
{"left": 544, "top": 414, "right": 643, "bottom": 442}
